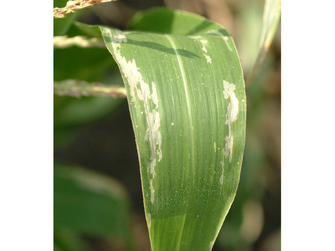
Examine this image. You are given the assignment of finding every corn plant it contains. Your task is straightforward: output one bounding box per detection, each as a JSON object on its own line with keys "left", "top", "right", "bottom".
{"left": 54, "top": 1, "right": 281, "bottom": 250}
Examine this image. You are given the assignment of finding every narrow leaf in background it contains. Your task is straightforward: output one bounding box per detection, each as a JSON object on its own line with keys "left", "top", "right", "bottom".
{"left": 246, "top": 0, "right": 281, "bottom": 86}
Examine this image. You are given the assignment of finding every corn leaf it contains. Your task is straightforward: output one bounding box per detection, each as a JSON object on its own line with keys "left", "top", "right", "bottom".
{"left": 54, "top": 227, "right": 90, "bottom": 251}
{"left": 246, "top": 0, "right": 281, "bottom": 85}
{"left": 54, "top": 163, "right": 134, "bottom": 250}
{"left": 97, "top": 8, "right": 246, "bottom": 251}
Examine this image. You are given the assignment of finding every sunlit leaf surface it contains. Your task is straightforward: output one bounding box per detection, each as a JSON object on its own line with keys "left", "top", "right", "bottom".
{"left": 98, "top": 8, "right": 246, "bottom": 251}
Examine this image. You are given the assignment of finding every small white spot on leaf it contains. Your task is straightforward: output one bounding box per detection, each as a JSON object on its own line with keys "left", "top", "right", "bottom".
{"left": 205, "top": 55, "right": 212, "bottom": 63}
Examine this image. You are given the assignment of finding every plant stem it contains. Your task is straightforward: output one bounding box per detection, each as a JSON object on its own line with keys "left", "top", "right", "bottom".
{"left": 54, "top": 80, "right": 127, "bottom": 98}
{"left": 54, "top": 36, "right": 106, "bottom": 48}
{"left": 54, "top": 0, "right": 116, "bottom": 18}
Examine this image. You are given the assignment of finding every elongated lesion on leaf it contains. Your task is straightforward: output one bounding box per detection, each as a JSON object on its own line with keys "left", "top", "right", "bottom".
{"left": 150, "top": 179, "right": 155, "bottom": 203}
{"left": 101, "top": 27, "right": 150, "bottom": 102}
{"left": 101, "top": 27, "right": 162, "bottom": 202}
{"left": 144, "top": 82, "right": 162, "bottom": 181}
{"left": 200, "top": 40, "right": 208, "bottom": 53}
{"left": 220, "top": 80, "right": 239, "bottom": 184}
{"left": 223, "top": 80, "right": 239, "bottom": 125}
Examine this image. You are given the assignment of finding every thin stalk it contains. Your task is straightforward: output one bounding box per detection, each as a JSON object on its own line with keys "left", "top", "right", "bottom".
{"left": 54, "top": 0, "right": 116, "bottom": 18}
{"left": 54, "top": 80, "right": 127, "bottom": 98}
{"left": 54, "top": 36, "right": 106, "bottom": 48}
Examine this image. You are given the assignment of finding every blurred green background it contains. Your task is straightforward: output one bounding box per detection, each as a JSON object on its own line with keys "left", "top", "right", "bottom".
{"left": 54, "top": 0, "right": 281, "bottom": 250}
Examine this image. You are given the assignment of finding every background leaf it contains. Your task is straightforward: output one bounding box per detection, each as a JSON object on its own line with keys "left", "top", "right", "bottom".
{"left": 54, "top": 21, "right": 126, "bottom": 149}
{"left": 246, "top": 0, "right": 281, "bottom": 85}
{"left": 54, "top": 163, "right": 134, "bottom": 250}
{"left": 54, "top": 227, "right": 91, "bottom": 251}
{"left": 99, "top": 8, "right": 246, "bottom": 251}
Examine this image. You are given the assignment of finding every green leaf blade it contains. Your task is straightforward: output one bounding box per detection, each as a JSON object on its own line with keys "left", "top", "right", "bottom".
{"left": 99, "top": 8, "right": 246, "bottom": 251}
{"left": 54, "top": 164, "right": 134, "bottom": 250}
